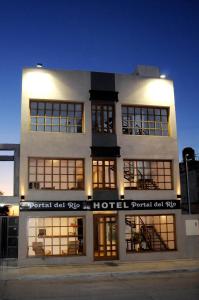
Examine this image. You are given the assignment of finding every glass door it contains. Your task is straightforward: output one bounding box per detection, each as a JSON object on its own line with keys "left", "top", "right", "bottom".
{"left": 94, "top": 215, "right": 118, "bottom": 260}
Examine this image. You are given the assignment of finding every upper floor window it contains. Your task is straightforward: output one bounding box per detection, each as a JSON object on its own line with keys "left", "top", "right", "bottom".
{"left": 93, "top": 159, "right": 116, "bottom": 189}
{"left": 92, "top": 104, "right": 114, "bottom": 133}
{"left": 122, "top": 106, "right": 169, "bottom": 136}
{"left": 30, "top": 101, "right": 83, "bottom": 133}
{"left": 29, "top": 158, "right": 84, "bottom": 190}
{"left": 124, "top": 160, "right": 172, "bottom": 190}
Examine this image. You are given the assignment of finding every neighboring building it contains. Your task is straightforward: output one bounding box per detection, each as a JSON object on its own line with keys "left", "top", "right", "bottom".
{"left": 16, "top": 65, "right": 182, "bottom": 265}
{"left": 180, "top": 147, "right": 199, "bottom": 214}
{"left": 0, "top": 144, "right": 20, "bottom": 259}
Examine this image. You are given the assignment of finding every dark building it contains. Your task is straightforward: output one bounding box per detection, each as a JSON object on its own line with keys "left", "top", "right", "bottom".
{"left": 180, "top": 147, "right": 199, "bottom": 213}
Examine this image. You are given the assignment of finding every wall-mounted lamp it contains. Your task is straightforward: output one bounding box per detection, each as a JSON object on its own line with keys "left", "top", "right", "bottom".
{"left": 120, "top": 195, "right": 124, "bottom": 200}
{"left": 21, "top": 195, "right": 25, "bottom": 200}
{"left": 87, "top": 195, "right": 92, "bottom": 200}
{"left": 177, "top": 194, "right": 181, "bottom": 199}
{"left": 36, "top": 63, "right": 43, "bottom": 68}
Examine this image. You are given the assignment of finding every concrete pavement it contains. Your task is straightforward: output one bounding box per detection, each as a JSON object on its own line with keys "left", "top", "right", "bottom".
{"left": 1, "top": 259, "right": 199, "bottom": 281}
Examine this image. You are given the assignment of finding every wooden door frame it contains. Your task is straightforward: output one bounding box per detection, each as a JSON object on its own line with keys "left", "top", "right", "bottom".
{"left": 93, "top": 214, "right": 118, "bottom": 261}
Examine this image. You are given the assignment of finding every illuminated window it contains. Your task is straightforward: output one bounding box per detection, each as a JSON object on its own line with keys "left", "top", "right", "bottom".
{"left": 30, "top": 101, "right": 83, "bottom": 133}
{"left": 122, "top": 106, "right": 169, "bottom": 136}
{"left": 28, "top": 217, "right": 84, "bottom": 257}
{"left": 93, "top": 159, "right": 116, "bottom": 189}
{"left": 29, "top": 158, "right": 84, "bottom": 190}
{"left": 124, "top": 160, "right": 172, "bottom": 190}
{"left": 92, "top": 104, "right": 114, "bottom": 133}
{"left": 125, "top": 215, "right": 176, "bottom": 252}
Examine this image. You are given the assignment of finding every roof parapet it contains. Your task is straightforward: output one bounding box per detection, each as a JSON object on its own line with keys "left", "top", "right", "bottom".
{"left": 133, "top": 65, "right": 160, "bottom": 78}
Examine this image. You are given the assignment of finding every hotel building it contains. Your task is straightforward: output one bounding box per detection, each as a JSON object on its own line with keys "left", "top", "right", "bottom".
{"left": 18, "top": 65, "right": 182, "bottom": 265}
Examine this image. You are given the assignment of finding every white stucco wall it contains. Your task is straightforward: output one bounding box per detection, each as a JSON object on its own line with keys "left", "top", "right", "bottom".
{"left": 20, "top": 68, "right": 92, "bottom": 201}
{"left": 18, "top": 67, "right": 181, "bottom": 265}
{"left": 20, "top": 68, "right": 180, "bottom": 201}
{"left": 115, "top": 74, "right": 180, "bottom": 200}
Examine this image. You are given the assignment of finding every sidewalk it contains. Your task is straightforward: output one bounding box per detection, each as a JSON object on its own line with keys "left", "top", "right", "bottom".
{"left": 1, "top": 259, "right": 199, "bottom": 281}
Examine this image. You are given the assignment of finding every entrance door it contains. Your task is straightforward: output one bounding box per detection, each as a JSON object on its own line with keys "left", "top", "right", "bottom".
{"left": 0, "top": 217, "right": 18, "bottom": 258}
{"left": 94, "top": 215, "right": 118, "bottom": 260}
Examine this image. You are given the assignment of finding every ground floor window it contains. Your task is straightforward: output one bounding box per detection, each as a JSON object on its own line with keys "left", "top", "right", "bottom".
{"left": 125, "top": 215, "right": 176, "bottom": 252}
{"left": 27, "top": 217, "right": 84, "bottom": 257}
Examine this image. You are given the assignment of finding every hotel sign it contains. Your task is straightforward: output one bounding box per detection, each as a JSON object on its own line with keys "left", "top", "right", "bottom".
{"left": 20, "top": 200, "right": 180, "bottom": 211}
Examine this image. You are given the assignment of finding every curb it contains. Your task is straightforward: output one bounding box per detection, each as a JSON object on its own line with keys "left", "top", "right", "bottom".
{"left": 1, "top": 267, "right": 199, "bottom": 281}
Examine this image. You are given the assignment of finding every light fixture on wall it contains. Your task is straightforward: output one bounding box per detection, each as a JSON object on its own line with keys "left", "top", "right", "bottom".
{"left": 160, "top": 74, "right": 166, "bottom": 79}
{"left": 20, "top": 195, "right": 25, "bottom": 200}
{"left": 36, "top": 63, "right": 43, "bottom": 68}
{"left": 177, "top": 194, "right": 181, "bottom": 199}
{"left": 87, "top": 195, "right": 92, "bottom": 200}
{"left": 120, "top": 195, "right": 124, "bottom": 200}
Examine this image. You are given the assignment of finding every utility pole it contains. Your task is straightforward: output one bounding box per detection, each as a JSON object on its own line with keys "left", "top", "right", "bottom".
{"left": 185, "top": 154, "right": 191, "bottom": 214}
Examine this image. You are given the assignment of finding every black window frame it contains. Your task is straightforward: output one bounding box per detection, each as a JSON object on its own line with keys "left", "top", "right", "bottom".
{"left": 92, "top": 103, "right": 115, "bottom": 134}
{"left": 30, "top": 100, "right": 83, "bottom": 133}
{"left": 122, "top": 105, "right": 169, "bottom": 136}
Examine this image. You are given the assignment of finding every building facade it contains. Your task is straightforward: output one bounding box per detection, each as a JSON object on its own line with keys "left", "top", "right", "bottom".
{"left": 18, "top": 65, "right": 182, "bottom": 265}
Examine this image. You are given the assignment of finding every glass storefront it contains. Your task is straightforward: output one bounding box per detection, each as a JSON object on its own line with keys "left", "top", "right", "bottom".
{"left": 26, "top": 214, "right": 177, "bottom": 259}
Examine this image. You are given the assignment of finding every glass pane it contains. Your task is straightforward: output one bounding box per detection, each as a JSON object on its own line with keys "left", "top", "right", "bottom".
{"left": 46, "top": 103, "right": 52, "bottom": 110}
{"left": 38, "top": 102, "right": 45, "bottom": 109}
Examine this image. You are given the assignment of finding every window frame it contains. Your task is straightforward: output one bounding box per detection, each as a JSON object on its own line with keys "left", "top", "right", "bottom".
{"left": 122, "top": 105, "right": 169, "bottom": 136}
{"left": 123, "top": 159, "right": 173, "bottom": 190}
{"left": 125, "top": 214, "right": 176, "bottom": 253}
{"left": 30, "top": 100, "right": 84, "bottom": 133}
{"left": 92, "top": 158, "right": 117, "bottom": 189}
{"left": 92, "top": 102, "right": 115, "bottom": 134}
{"left": 28, "top": 157, "right": 85, "bottom": 191}
{"left": 27, "top": 216, "right": 85, "bottom": 257}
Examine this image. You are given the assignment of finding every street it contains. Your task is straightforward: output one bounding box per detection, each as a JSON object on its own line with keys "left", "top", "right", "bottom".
{"left": 0, "top": 271, "right": 199, "bottom": 300}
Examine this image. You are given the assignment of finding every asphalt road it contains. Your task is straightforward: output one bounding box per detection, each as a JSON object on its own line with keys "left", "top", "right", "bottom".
{"left": 0, "top": 271, "right": 199, "bottom": 300}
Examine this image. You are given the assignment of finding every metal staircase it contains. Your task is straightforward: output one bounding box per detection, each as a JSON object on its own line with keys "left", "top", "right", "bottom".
{"left": 124, "top": 167, "right": 159, "bottom": 190}
{"left": 143, "top": 225, "right": 168, "bottom": 251}
{"left": 125, "top": 217, "right": 168, "bottom": 251}
{"left": 124, "top": 170, "right": 135, "bottom": 182}
{"left": 137, "top": 178, "right": 159, "bottom": 190}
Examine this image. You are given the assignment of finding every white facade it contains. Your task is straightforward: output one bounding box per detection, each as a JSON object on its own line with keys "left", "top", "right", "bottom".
{"left": 18, "top": 66, "right": 182, "bottom": 265}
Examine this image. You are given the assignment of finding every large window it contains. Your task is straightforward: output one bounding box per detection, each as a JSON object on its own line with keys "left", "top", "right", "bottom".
{"left": 29, "top": 158, "right": 84, "bottom": 190}
{"left": 28, "top": 217, "right": 84, "bottom": 257}
{"left": 124, "top": 160, "right": 172, "bottom": 190}
{"left": 92, "top": 104, "right": 114, "bottom": 133}
{"left": 122, "top": 106, "right": 169, "bottom": 136}
{"left": 30, "top": 101, "right": 83, "bottom": 133}
{"left": 93, "top": 159, "right": 116, "bottom": 189}
{"left": 125, "top": 215, "right": 176, "bottom": 252}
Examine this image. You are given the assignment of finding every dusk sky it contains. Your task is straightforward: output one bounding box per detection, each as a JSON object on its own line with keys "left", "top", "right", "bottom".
{"left": 0, "top": 0, "right": 199, "bottom": 195}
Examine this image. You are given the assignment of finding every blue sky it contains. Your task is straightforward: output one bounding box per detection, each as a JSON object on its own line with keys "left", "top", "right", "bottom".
{"left": 0, "top": 0, "right": 199, "bottom": 194}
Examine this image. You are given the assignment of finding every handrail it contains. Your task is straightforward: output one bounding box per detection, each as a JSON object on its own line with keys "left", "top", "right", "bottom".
{"left": 138, "top": 217, "right": 152, "bottom": 249}
{"left": 146, "top": 225, "right": 168, "bottom": 250}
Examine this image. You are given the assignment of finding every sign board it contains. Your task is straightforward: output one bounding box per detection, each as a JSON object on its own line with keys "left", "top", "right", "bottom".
{"left": 20, "top": 200, "right": 180, "bottom": 211}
